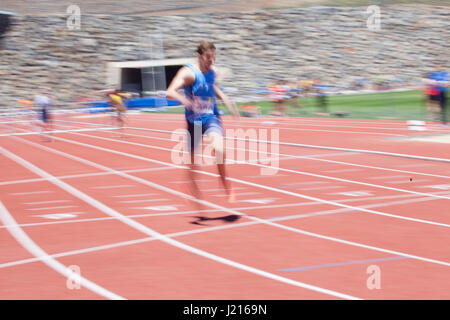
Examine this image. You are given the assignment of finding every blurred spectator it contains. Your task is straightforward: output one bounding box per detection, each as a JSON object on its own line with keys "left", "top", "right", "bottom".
{"left": 267, "top": 80, "right": 289, "bottom": 116}
{"left": 422, "top": 73, "right": 441, "bottom": 121}
{"left": 313, "top": 79, "right": 329, "bottom": 115}
{"left": 428, "top": 68, "right": 449, "bottom": 125}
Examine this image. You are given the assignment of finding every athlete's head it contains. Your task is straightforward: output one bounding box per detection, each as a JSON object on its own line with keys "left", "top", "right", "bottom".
{"left": 196, "top": 40, "right": 216, "bottom": 72}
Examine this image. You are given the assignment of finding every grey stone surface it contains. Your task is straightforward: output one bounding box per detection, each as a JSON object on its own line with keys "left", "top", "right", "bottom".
{"left": 0, "top": 5, "right": 449, "bottom": 106}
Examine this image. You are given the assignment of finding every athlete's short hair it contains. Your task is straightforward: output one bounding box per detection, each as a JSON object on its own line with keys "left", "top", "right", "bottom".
{"left": 196, "top": 40, "right": 216, "bottom": 55}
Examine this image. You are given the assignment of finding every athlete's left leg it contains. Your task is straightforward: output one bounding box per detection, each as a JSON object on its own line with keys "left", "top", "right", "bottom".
{"left": 205, "top": 121, "right": 235, "bottom": 203}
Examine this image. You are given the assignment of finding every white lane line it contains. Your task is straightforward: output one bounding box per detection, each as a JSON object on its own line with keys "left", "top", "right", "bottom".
{"left": 25, "top": 200, "right": 71, "bottom": 205}
{"left": 3, "top": 189, "right": 450, "bottom": 230}
{"left": 11, "top": 136, "right": 450, "bottom": 269}
{"left": 10, "top": 191, "right": 53, "bottom": 196}
{"left": 33, "top": 212, "right": 87, "bottom": 220}
{"left": 57, "top": 119, "right": 398, "bottom": 137}
{"left": 128, "top": 119, "right": 404, "bottom": 137}
{"left": 0, "top": 201, "right": 124, "bottom": 300}
{"left": 138, "top": 115, "right": 450, "bottom": 131}
{"left": 52, "top": 132, "right": 450, "bottom": 227}
{"left": 91, "top": 185, "right": 135, "bottom": 189}
{"left": 369, "top": 175, "right": 409, "bottom": 180}
{"left": 170, "top": 179, "right": 213, "bottom": 184}
{"left": 47, "top": 123, "right": 450, "bottom": 180}
{"left": 120, "top": 198, "right": 170, "bottom": 204}
{"left": 325, "top": 168, "right": 362, "bottom": 173}
{"left": 300, "top": 186, "right": 345, "bottom": 191}
{"left": 113, "top": 193, "right": 158, "bottom": 198}
{"left": 282, "top": 181, "right": 330, "bottom": 186}
{"left": 202, "top": 187, "right": 246, "bottom": 192}
{"left": 213, "top": 192, "right": 260, "bottom": 198}
{"left": 398, "top": 163, "right": 434, "bottom": 168}
{"left": 245, "top": 174, "right": 290, "bottom": 178}
{"left": 0, "top": 237, "right": 159, "bottom": 269}
{"left": 2, "top": 190, "right": 450, "bottom": 270}
{"left": 139, "top": 115, "right": 440, "bottom": 133}
{"left": 0, "top": 203, "right": 302, "bottom": 230}
{"left": 123, "top": 125, "right": 450, "bottom": 162}
{"left": 26, "top": 205, "right": 78, "bottom": 211}
{"left": 0, "top": 144, "right": 361, "bottom": 300}
{"left": 70, "top": 130, "right": 450, "bottom": 202}
{"left": 122, "top": 125, "right": 450, "bottom": 164}
{"left": 388, "top": 179, "right": 429, "bottom": 184}
{"left": 0, "top": 126, "right": 119, "bottom": 137}
{"left": 0, "top": 167, "right": 176, "bottom": 187}
{"left": 226, "top": 172, "right": 450, "bottom": 228}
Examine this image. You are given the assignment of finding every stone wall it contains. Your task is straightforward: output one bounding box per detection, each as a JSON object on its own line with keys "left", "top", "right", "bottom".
{"left": 0, "top": 5, "right": 449, "bottom": 106}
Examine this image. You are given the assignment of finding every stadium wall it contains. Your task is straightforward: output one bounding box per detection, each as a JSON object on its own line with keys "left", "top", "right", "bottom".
{"left": 0, "top": 5, "right": 448, "bottom": 106}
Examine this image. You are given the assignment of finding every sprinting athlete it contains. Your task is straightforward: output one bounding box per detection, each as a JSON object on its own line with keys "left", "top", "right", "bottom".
{"left": 106, "top": 89, "right": 130, "bottom": 135}
{"left": 166, "top": 40, "right": 240, "bottom": 204}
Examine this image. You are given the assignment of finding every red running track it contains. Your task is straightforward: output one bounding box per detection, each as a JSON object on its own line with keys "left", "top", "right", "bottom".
{"left": 0, "top": 113, "right": 449, "bottom": 299}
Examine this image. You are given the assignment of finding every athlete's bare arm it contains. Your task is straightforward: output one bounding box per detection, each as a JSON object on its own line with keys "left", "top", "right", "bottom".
{"left": 214, "top": 84, "right": 240, "bottom": 118}
{"left": 166, "top": 67, "right": 196, "bottom": 107}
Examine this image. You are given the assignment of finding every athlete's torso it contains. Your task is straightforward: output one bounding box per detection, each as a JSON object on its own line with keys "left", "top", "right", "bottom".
{"left": 183, "top": 64, "right": 219, "bottom": 123}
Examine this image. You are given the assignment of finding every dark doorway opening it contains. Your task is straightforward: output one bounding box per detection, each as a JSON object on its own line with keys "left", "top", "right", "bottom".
{"left": 120, "top": 65, "right": 184, "bottom": 96}
{"left": 121, "top": 68, "right": 142, "bottom": 94}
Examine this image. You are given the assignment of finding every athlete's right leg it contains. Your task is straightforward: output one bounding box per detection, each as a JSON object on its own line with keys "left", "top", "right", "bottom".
{"left": 186, "top": 120, "right": 205, "bottom": 211}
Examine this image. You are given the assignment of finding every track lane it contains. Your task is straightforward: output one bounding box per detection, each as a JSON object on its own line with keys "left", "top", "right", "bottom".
{"left": 1, "top": 115, "right": 448, "bottom": 300}
{"left": 1, "top": 138, "right": 362, "bottom": 300}
{"left": 4, "top": 129, "right": 450, "bottom": 298}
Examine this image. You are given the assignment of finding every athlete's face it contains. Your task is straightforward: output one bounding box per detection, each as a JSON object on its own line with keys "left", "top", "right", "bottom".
{"left": 198, "top": 49, "right": 216, "bottom": 71}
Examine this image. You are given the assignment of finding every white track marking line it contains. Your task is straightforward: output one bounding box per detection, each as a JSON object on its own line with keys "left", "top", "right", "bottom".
{"left": 226, "top": 173, "right": 450, "bottom": 228}
{"left": 369, "top": 175, "right": 409, "bottom": 180}
{"left": 65, "top": 130, "right": 450, "bottom": 202}
{"left": 0, "top": 126, "right": 120, "bottom": 137}
{"left": 122, "top": 125, "right": 450, "bottom": 163}
{"left": 91, "top": 185, "right": 135, "bottom": 189}
{"left": 0, "top": 144, "right": 361, "bottom": 300}
{"left": 399, "top": 163, "right": 434, "bottom": 168}
{"left": 64, "top": 130, "right": 450, "bottom": 207}
{"left": 0, "top": 237, "right": 159, "bottom": 269}
{"left": 0, "top": 202, "right": 318, "bottom": 229}
{"left": 325, "top": 168, "right": 363, "bottom": 173}
{"left": 33, "top": 212, "right": 87, "bottom": 220}
{"left": 122, "top": 118, "right": 403, "bottom": 137}
{"left": 26, "top": 205, "right": 78, "bottom": 211}
{"left": 10, "top": 137, "right": 450, "bottom": 268}
{"left": 213, "top": 192, "right": 260, "bottom": 198}
{"left": 2, "top": 190, "right": 450, "bottom": 270}
{"left": 223, "top": 121, "right": 403, "bottom": 136}
{"left": 39, "top": 123, "right": 450, "bottom": 179}
{"left": 0, "top": 201, "right": 124, "bottom": 300}
{"left": 120, "top": 198, "right": 170, "bottom": 204}
{"left": 282, "top": 181, "right": 330, "bottom": 186}
{"left": 140, "top": 115, "right": 449, "bottom": 133}
{"left": 42, "top": 132, "right": 450, "bottom": 227}
{"left": 82, "top": 127, "right": 450, "bottom": 181}
{"left": 10, "top": 191, "right": 53, "bottom": 196}
{"left": 182, "top": 134, "right": 446, "bottom": 200}
{"left": 203, "top": 187, "right": 246, "bottom": 192}
{"left": 24, "top": 200, "right": 71, "bottom": 205}
{"left": 301, "top": 186, "right": 345, "bottom": 191}
{"left": 0, "top": 166, "right": 176, "bottom": 187}
{"left": 113, "top": 193, "right": 158, "bottom": 198}
{"left": 2, "top": 189, "right": 449, "bottom": 230}
{"left": 388, "top": 179, "right": 429, "bottom": 184}
{"left": 181, "top": 115, "right": 450, "bottom": 132}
